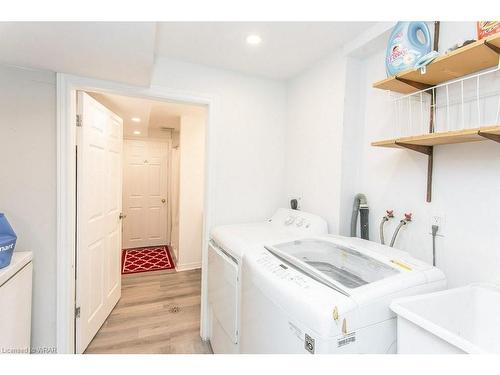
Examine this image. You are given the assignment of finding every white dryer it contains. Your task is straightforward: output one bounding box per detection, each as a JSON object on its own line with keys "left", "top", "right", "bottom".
{"left": 239, "top": 235, "right": 446, "bottom": 354}
{"left": 207, "top": 208, "right": 328, "bottom": 353}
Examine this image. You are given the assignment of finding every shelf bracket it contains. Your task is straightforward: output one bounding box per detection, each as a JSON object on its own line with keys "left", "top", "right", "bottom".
{"left": 395, "top": 77, "right": 434, "bottom": 92}
{"left": 478, "top": 131, "right": 500, "bottom": 143}
{"left": 484, "top": 40, "right": 500, "bottom": 55}
{"left": 395, "top": 142, "right": 433, "bottom": 155}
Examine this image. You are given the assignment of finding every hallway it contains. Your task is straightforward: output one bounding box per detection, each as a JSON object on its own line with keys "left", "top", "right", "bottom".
{"left": 85, "top": 269, "right": 212, "bottom": 354}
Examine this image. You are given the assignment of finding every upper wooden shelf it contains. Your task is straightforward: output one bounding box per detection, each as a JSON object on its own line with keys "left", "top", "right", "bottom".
{"left": 373, "top": 33, "right": 500, "bottom": 94}
{"left": 372, "top": 125, "right": 500, "bottom": 150}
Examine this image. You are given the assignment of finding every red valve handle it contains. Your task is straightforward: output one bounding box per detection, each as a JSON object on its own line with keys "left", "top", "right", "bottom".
{"left": 386, "top": 210, "right": 394, "bottom": 218}
{"left": 404, "top": 213, "right": 413, "bottom": 221}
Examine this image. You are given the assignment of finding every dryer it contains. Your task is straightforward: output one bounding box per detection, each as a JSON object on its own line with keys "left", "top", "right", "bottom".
{"left": 207, "top": 208, "right": 328, "bottom": 353}
{"left": 239, "top": 235, "right": 446, "bottom": 354}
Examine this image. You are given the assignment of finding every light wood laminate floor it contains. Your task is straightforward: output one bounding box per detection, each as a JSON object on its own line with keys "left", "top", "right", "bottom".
{"left": 85, "top": 269, "right": 212, "bottom": 354}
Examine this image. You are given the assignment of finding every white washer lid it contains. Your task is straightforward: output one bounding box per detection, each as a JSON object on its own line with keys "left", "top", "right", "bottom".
{"left": 211, "top": 223, "right": 292, "bottom": 260}
{"left": 0, "top": 251, "right": 33, "bottom": 287}
{"left": 268, "top": 238, "right": 400, "bottom": 289}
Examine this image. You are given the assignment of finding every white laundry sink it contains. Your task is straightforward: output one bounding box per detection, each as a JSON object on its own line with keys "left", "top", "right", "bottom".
{"left": 390, "top": 283, "right": 500, "bottom": 354}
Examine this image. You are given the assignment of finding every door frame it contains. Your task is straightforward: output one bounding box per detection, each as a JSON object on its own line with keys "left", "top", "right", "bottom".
{"left": 56, "top": 73, "right": 216, "bottom": 354}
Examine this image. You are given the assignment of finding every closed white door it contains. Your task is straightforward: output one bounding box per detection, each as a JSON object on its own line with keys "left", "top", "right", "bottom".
{"left": 75, "top": 92, "right": 123, "bottom": 353}
{"left": 122, "top": 140, "right": 169, "bottom": 249}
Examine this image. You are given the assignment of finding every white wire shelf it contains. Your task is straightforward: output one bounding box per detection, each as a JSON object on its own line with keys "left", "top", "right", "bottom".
{"left": 373, "top": 65, "right": 500, "bottom": 149}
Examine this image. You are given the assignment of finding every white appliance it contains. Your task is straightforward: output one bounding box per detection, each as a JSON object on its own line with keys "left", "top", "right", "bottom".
{"left": 207, "top": 208, "right": 328, "bottom": 354}
{"left": 240, "top": 235, "right": 446, "bottom": 354}
{"left": 0, "top": 252, "right": 33, "bottom": 354}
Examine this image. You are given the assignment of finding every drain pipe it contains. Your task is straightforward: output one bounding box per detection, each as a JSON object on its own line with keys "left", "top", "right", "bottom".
{"left": 389, "top": 213, "right": 412, "bottom": 248}
{"left": 379, "top": 210, "right": 394, "bottom": 245}
{"left": 351, "top": 194, "right": 369, "bottom": 240}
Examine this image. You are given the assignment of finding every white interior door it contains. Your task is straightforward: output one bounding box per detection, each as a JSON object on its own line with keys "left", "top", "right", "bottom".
{"left": 122, "top": 140, "right": 169, "bottom": 249}
{"left": 76, "top": 92, "right": 123, "bottom": 353}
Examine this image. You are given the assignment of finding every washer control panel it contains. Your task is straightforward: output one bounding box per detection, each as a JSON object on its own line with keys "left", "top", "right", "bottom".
{"left": 256, "top": 252, "right": 310, "bottom": 289}
{"left": 269, "top": 208, "right": 328, "bottom": 235}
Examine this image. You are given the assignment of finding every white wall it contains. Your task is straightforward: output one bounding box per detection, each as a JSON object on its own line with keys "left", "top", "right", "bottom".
{"left": 170, "top": 146, "right": 180, "bottom": 261}
{"left": 152, "top": 58, "right": 288, "bottom": 225}
{"left": 285, "top": 22, "right": 500, "bottom": 288}
{"left": 0, "top": 65, "right": 57, "bottom": 350}
{"left": 176, "top": 115, "right": 206, "bottom": 270}
{"left": 285, "top": 54, "right": 347, "bottom": 233}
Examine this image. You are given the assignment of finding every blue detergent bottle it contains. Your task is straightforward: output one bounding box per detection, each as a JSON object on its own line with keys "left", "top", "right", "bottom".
{"left": 386, "top": 22, "right": 432, "bottom": 77}
{"left": 0, "top": 213, "right": 17, "bottom": 269}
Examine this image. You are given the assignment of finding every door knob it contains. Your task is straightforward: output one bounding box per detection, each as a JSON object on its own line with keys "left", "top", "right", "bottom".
{"left": 161, "top": 199, "right": 166, "bottom": 203}
{"left": 119, "top": 213, "right": 127, "bottom": 220}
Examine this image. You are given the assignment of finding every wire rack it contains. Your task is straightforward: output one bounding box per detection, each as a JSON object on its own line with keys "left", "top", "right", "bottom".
{"left": 389, "top": 66, "right": 500, "bottom": 138}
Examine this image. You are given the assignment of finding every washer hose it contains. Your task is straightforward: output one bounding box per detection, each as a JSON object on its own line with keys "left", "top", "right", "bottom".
{"left": 379, "top": 210, "right": 394, "bottom": 245}
{"left": 380, "top": 218, "right": 388, "bottom": 244}
{"left": 350, "top": 194, "right": 369, "bottom": 240}
{"left": 389, "top": 213, "right": 412, "bottom": 248}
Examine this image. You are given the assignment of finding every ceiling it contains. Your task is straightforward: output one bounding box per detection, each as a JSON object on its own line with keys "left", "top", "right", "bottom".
{"left": 88, "top": 91, "right": 206, "bottom": 139}
{"left": 155, "top": 22, "right": 376, "bottom": 79}
{"left": 0, "top": 22, "right": 376, "bottom": 84}
{"left": 0, "top": 22, "right": 156, "bottom": 86}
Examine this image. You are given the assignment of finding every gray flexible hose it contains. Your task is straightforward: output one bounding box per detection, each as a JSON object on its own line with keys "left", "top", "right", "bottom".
{"left": 389, "top": 221, "right": 406, "bottom": 247}
{"left": 351, "top": 194, "right": 368, "bottom": 237}
{"left": 380, "top": 217, "right": 388, "bottom": 245}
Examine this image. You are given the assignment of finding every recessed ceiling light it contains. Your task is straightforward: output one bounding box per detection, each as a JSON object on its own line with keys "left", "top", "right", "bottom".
{"left": 246, "top": 34, "right": 262, "bottom": 45}
{"left": 131, "top": 117, "right": 141, "bottom": 123}
{"left": 133, "top": 130, "right": 141, "bottom": 135}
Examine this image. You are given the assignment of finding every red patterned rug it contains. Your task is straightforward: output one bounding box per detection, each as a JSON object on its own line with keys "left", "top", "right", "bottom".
{"left": 121, "top": 246, "right": 175, "bottom": 275}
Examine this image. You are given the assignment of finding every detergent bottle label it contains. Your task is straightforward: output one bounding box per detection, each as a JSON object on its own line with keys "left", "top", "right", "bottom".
{"left": 387, "top": 31, "right": 418, "bottom": 69}
{"left": 385, "top": 22, "right": 432, "bottom": 77}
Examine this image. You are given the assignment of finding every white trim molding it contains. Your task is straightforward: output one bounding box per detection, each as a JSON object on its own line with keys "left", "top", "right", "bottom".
{"left": 56, "top": 73, "right": 217, "bottom": 353}
{"left": 175, "top": 262, "right": 202, "bottom": 272}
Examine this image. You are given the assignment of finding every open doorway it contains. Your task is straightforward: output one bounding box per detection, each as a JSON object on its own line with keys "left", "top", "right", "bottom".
{"left": 74, "top": 90, "right": 210, "bottom": 354}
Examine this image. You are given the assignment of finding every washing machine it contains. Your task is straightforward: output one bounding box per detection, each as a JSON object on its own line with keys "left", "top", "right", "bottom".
{"left": 239, "top": 235, "right": 446, "bottom": 354}
{"left": 207, "top": 208, "right": 328, "bottom": 353}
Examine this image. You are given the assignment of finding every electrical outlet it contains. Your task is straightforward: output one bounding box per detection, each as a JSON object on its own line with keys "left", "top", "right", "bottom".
{"left": 429, "top": 214, "right": 445, "bottom": 236}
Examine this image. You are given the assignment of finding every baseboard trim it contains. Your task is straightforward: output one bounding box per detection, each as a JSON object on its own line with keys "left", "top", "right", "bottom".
{"left": 175, "top": 262, "right": 202, "bottom": 272}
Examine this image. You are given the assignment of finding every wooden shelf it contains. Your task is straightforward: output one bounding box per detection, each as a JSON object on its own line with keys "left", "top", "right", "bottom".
{"left": 373, "top": 33, "right": 500, "bottom": 94}
{"left": 372, "top": 125, "right": 500, "bottom": 150}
